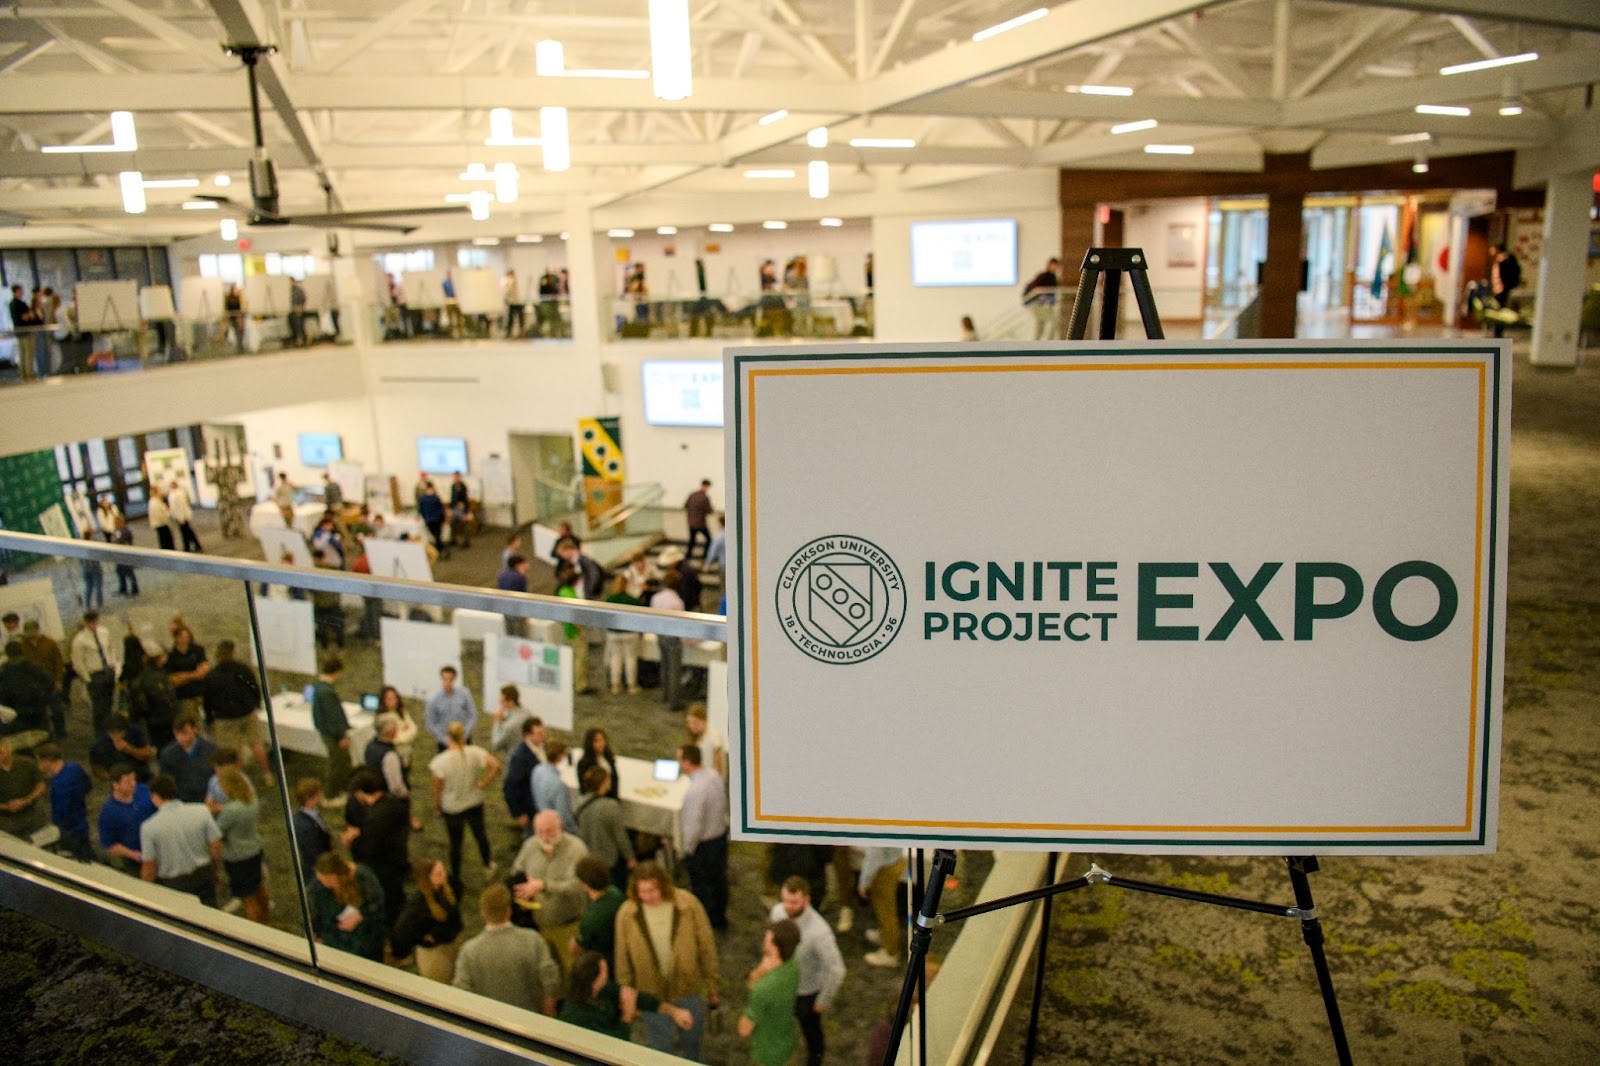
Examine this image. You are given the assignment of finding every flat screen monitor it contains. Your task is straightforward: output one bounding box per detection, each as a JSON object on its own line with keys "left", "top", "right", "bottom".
{"left": 641, "top": 361, "right": 724, "bottom": 428}
{"left": 297, "top": 432, "right": 343, "bottom": 468}
{"left": 910, "top": 218, "right": 1018, "bottom": 287}
{"left": 417, "top": 436, "right": 469, "bottom": 474}
{"left": 302, "top": 683, "right": 316, "bottom": 704}
{"left": 360, "top": 692, "right": 381, "bottom": 713}
{"left": 653, "top": 758, "right": 682, "bottom": 782}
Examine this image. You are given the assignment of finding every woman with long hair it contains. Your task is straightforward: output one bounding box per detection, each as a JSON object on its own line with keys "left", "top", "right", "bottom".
{"left": 311, "top": 851, "right": 387, "bottom": 961}
{"left": 377, "top": 685, "right": 418, "bottom": 773}
{"left": 603, "top": 573, "right": 643, "bottom": 695}
{"left": 215, "top": 767, "right": 270, "bottom": 923}
{"left": 575, "top": 727, "right": 620, "bottom": 796}
{"left": 390, "top": 858, "right": 464, "bottom": 983}
{"left": 613, "top": 861, "right": 721, "bottom": 1059}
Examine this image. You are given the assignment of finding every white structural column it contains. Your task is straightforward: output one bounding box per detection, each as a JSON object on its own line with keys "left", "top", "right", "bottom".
{"left": 1530, "top": 170, "right": 1592, "bottom": 368}
{"left": 562, "top": 199, "right": 611, "bottom": 353}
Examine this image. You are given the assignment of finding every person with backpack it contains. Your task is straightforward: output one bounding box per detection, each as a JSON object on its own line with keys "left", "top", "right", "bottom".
{"left": 202, "top": 640, "right": 271, "bottom": 785}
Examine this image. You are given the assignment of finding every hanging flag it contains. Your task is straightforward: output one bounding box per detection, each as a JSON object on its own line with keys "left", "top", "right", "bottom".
{"left": 1370, "top": 223, "right": 1393, "bottom": 300}
{"left": 1397, "top": 217, "right": 1420, "bottom": 297}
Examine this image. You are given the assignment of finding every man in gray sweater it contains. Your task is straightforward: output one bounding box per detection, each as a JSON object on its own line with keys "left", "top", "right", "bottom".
{"left": 453, "top": 884, "right": 560, "bottom": 1014}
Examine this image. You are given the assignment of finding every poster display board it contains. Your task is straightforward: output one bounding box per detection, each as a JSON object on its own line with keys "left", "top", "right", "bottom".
{"left": 253, "top": 597, "right": 317, "bottom": 676}
{"left": 244, "top": 274, "right": 291, "bottom": 316}
{"left": 0, "top": 579, "right": 66, "bottom": 640}
{"left": 37, "top": 504, "right": 72, "bottom": 541}
{"left": 139, "top": 285, "right": 176, "bottom": 321}
{"left": 380, "top": 617, "right": 461, "bottom": 699}
{"left": 177, "top": 277, "right": 225, "bottom": 321}
{"left": 75, "top": 280, "right": 140, "bottom": 331}
{"left": 327, "top": 461, "right": 365, "bottom": 507}
{"left": 404, "top": 270, "right": 447, "bottom": 310}
{"left": 455, "top": 268, "right": 501, "bottom": 315}
{"left": 258, "top": 526, "right": 313, "bottom": 569}
{"left": 483, "top": 632, "right": 574, "bottom": 732}
{"left": 727, "top": 341, "right": 1511, "bottom": 855}
{"left": 300, "top": 275, "right": 337, "bottom": 313}
{"left": 364, "top": 539, "right": 433, "bottom": 583}
{"left": 143, "top": 448, "right": 193, "bottom": 498}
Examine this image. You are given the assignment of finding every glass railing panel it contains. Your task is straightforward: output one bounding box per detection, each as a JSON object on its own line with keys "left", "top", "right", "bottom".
{"left": 374, "top": 298, "right": 574, "bottom": 343}
{"left": 610, "top": 290, "right": 874, "bottom": 341}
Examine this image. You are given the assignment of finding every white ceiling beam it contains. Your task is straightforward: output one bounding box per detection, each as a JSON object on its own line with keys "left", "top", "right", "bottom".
{"left": 714, "top": 0, "right": 847, "bottom": 80}
{"left": 308, "top": 0, "right": 438, "bottom": 73}
{"left": 869, "top": 0, "right": 920, "bottom": 79}
{"left": 764, "top": 0, "right": 851, "bottom": 80}
{"left": 174, "top": 111, "right": 249, "bottom": 148}
{"left": 1290, "top": 12, "right": 1417, "bottom": 100}
{"left": 0, "top": 39, "right": 54, "bottom": 76}
{"left": 91, "top": 0, "right": 229, "bottom": 69}
{"left": 34, "top": 18, "right": 127, "bottom": 74}
{"left": 1271, "top": 0, "right": 1289, "bottom": 100}
{"left": 1161, "top": 21, "right": 1259, "bottom": 99}
{"left": 1336, "top": 0, "right": 1600, "bottom": 34}
{"left": 890, "top": 87, "right": 1278, "bottom": 126}
{"left": 1444, "top": 16, "right": 1499, "bottom": 62}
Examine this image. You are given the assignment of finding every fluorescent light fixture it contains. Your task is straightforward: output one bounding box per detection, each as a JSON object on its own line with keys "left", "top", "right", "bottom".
{"left": 972, "top": 8, "right": 1048, "bottom": 43}
{"left": 744, "top": 168, "right": 796, "bottom": 179}
{"left": 648, "top": 0, "right": 693, "bottom": 101}
{"left": 807, "top": 126, "right": 828, "bottom": 149}
{"left": 220, "top": 218, "right": 238, "bottom": 241}
{"left": 214, "top": 174, "right": 231, "bottom": 187}
{"left": 763, "top": 220, "right": 788, "bottom": 230}
{"left": 808, "top": 159, "right": 829, "bottom": 199}
{"left": 1143, "top": 144, "right": 1195, "bottom": 154}
{"left": 536, "top": 39, "right": 564, "bottom": 76}
{"left": 1415, "top": 104, "right": 1471, "bottom": 116}
{"left": 460, "top": 162, "right": 491, "bottom": 180}
{"left": 540, "top": 106, "right": 571, "bottom": 171}
{"left": 141, "top": 178, "right": 200, "bottom": 189}
{"left": 490, "top": 108, "right": 514, "bottom": 141}
{"left": 657, "top": 226, "right": 678, "bottom": 235}
{"left": 181, "top": 201, "right": 218, "bottom": 210}
{"left": 819, "top": 217, "right": 843, "bottom": 227}
{"left": 494, "top": 162, "right": 519, "bottom": 204}
{"left": 849, "top": 137, "right": 915, "bottom": 148}
{"left": 42, "top": 109, "right": 138, "bottom": 153}
{"left": 559, "top": 232, "right": 569, "bottom": 240}
{"left": 608, "top": 229, "right": 635, "bottom": 238}
{"left": 119, "top": 170, "right": 146, "bottom": 214}
{"left": 469, "top": 191, "right": 491, "bottom": 221}
{"left": 1386, "top": 131, "right": 1432, "bottom": 145}
{"left": 516, "top": 234, "right": 544, "bottom": 243}
{"left": 1071, "top": 84, "right": 1133, "bottom": 96}
{"left": 472, "top": 237, "right": 500, "bottom": 246}
{"left": 708, "top": 223, "right": 734, "bottom": 232}
{"left": 1109, "top": 119, "right": 1158, "bottom": 135}
{"left": 1440, "top": 51, "right": 1537, "bottom": 76}
{"left": 1412, "top": 158, "right": 1429, "bottom": 174}
{"left": 1498, "top": 101, "right": 1524, "bottom": 116}
{"left": 758, "top": 110, "right": 789, "bottom": 126}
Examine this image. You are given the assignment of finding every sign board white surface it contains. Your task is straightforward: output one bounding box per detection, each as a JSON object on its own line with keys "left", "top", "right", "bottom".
{"left": 37, "top": 504, "right": 73, "bottom": 541}
{"left": 178, "top": 276, "right": 225, "bottom": 321}
{"left": 484, "top": 632, "right": 574, "bottom": 732}
{"left": 455, "top": 268, "right": 501, "bottom": 315}
{"left": 253, "top": 597, "right": 317, "bottom": 676}
{"left": 0, "top": 578, "right": 65, "bottom": 640}
{"left": 327, "top": 461, "right": 365, "bottom": 506}
{"left": 727, "top": 341, "right": 1511, "bottom": 855}
{"left": 300, "top": 275, "right": 337, "bottom": 313}
{"left": 380, "top": 617, "right": 461, "bottom": 699}
{"left": 76, "top": 280, "right": 140, "bottom": 331}
{"left": 143, "top": 448, "right": 193, "bottom": 498}
{"left": 258, "top": 526, "right": 313, "bottom": 569}
{"left": 139, "top": 285, "right": 176, "bottom": 321}
{"left": 243, "top": 274, "right": 290, "bottom": 316}
{"left": 405, "top": 270, "right": 446, "bottom": 310}
{"left": 364, "top": 539, "right": 433, "bottom": 583}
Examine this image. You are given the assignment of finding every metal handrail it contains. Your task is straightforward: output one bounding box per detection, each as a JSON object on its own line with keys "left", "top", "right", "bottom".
{"left": 0, "top": 530, "right": 725, "bottom": 642}
{"left": 590, "top": 482, "right": 665, "bottom": 535}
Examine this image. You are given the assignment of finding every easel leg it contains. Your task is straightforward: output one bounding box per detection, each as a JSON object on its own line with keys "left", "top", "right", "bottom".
{"left": 1287, "top": 857, "right": 1355, "bottom": 1066}
{"left": 1022, "top": 852, "right": 1059, "bottom": 1065}
{"left": 882, "top": 849, "right": 957, "bottom": 1066}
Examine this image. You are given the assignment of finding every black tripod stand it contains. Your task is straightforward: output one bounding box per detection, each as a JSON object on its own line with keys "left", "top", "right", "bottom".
{"left": 880, "top": 249, "right": 1352, "bottom": 1066}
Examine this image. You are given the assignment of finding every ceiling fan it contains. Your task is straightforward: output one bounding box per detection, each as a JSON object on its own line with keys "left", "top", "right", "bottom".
{"left": 197, "top": 44, "right": 465, "bottom": 235}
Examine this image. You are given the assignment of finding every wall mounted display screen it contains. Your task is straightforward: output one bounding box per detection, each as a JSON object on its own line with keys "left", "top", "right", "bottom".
{"left": 297, "top": 433, "right": 343, "bottom": 467}
{"left": 910, "top": 218, "right": 1018, "bottom": 287}
{"left": 642, "top": 361, "right": 724, "bottom": 428}
{"left": 417, "top": 436, "right": 470, "bottom": 474}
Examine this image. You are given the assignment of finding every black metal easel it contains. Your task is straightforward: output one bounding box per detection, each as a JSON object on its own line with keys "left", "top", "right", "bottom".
{"left": 880, "top": 249, "right": 1353, "bottom": 1066}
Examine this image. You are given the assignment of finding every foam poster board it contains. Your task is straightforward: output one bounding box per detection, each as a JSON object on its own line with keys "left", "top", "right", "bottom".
{"left": 327, "top": 461, "right": 365, "bottom": 507}
{"left": 143, "top": 448, "right": 193, "bottom": 498}
{"left": 727, "top": 340, "right": 1512, "bottom": 855}
{"left": 139, "top": 285, "right": 176, "bottom": 321}
{"left": 484, "top": 632, "right": 574, "bottom": 732}
{"left": 37, "top": 504, "right": 72, "bottom": 541}
{"left": 380, "top": 617, "right": 461, "bottom": 699}
{"left": 0, "top": 579, "right": 66, "bottom": 640}
{"left": 455, "top": 268, "right": 501, "bottom": 315}
{"left": 404, "top": 270, "right": 446, "bottom": 310}
{"left": 178, "top": 277, "right": 225, "bottom": 321}
{"left": 244, "top": 274, "right": 291, "bottom": 316}
{"left": 253, "top": 597, "right": 317, "bottom": 676}
{"left": 364, "top": 539, "right": 433, "bottom": 583}
{"left": 300, "top": 275, "right": 337, "bottom": 313}
{"left": 75, "top": 280, "right": 140, "bottom": 331}
{"left": 258, "top": 526, "right": 313, "bottom": 569}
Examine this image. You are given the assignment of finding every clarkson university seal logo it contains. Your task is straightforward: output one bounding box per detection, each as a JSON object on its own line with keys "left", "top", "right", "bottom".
{"left": 776, "top": 535, "right": 906, "bottom": 664}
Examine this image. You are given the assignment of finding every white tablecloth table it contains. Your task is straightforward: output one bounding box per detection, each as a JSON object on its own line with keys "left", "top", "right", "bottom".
{"left": 639, "top": 634, "right": 723, "bottom": 668}
{"left": 261, "top": 691, "right": 374, "bottom": 758}
{"left": 557, "top": 753, "right": 688, "bottom": 851}
{"left": 372, "top": 513, "right": 426, "bottom": 542}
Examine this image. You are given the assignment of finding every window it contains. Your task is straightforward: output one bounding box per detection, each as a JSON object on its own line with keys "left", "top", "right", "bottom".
{"left": 199, "top": 254, "right": 245, "bottom": 285}
{"left": 379, "top": 250, "right": 434, "bottom": 275}
{"left": 456, "top": 248, "right": 488, "bottom": 269}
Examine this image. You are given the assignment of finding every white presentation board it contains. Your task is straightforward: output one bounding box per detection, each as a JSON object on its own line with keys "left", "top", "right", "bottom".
{"left": 300, "top": 275, "right": 337, "bottom": 313}
{"left": 484, "top": 632, "right": 574, "bottom": 732}
{"left": 178, "top": 277, "right": 225, "bottom": 321}
{"left": 707, "top": 659, "right": 728, "bottom": 761}
{"left": 327, "top": 461, "right": 365, "bottom": 506}
{"left": 143, "top": 448, "right": 193, "bottom": 498}
{"left": 244, "top": 274, "right": 291, "bottom": 316}
{"left": 75, "top": 280, "right": 141, "bottom": 331}
{"left": 380, "top": 617, "right": 461, "bottom": 699}
{"left": 0, "top": 578, "right": 65, "bottom": 640}
{"left": 364, "top": 539, "right": 433, "bottom": 583}
{"left": 727, "top": 341, "right": 1512, "bottom": 855}
{"left": 455, "top": 268, "right": 502, "bottom": 315}
{"left": 258, "top": 526, "right": 313, "bottom": 569}
{"left": 37, "top": 504, "right": 73, "bottom": 541}
{"left": 253, "top": 597, "right": 317, "bottom": 676}
{"left": 405, "top": 270, "right": 447, "bottom": 310}
{"left": 139, "top": 285, "right": 176, "bottom": 322}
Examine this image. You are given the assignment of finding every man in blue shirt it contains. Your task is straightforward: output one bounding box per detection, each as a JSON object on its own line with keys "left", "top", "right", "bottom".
{"left": 89, "top": 715, "right": 154, "bottom": 783}
{"left": 156, "top": 711, "right": 217, "bottom": 804}
{"left": 35, "top": 742, "right": 94, "bottom": 861}
{"left": 531, "top": 737, "right": 576, "bottom": 833}
{"left": 424, "top": 666, "right": 477, "bottom": 752}
{"left": 97, "top": 763, "right": 156, "bottom": 873}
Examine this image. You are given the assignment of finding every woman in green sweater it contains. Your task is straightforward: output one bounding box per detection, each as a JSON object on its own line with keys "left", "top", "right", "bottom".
{"left": 560, "top": 950, "right": 693, "bottom": 1040}
{"left": 311, "top": 851, "right": 387, "bottom": 961}
{"left": 214, "top": 767, "right": 270, "bottom": 924}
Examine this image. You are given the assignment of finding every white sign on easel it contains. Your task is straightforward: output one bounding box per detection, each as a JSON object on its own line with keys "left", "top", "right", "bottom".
{"left": 380, "top": 617, "right": 462, "bottom": 699}
{"left": 729, "top": 340, "right": 1512, "bottom": 855}
{"left": 327, "top": 461, "right": 364, "bottom": 506}
{"left": 258, "top": 526, "right": 313, "bottom": 568}
{"left": 455, "top": 268, "right": 502, "bottom": 315}
{"left": 0, "top": 579, "right": 66, "bottom": 640}
{"left": 484, "top": 632, "right": 573, "bottom": 732}
{"left": 300, "top": 275, "right": 337, "bottom": 313}
{"left": 244, "top": 274, "right": 291, "bottom": 316}
{"left": 65, "top": 491, "right": 96, "bottom": 538}
{"left": 37, "top": 504, "right": 73, "bottom": 541}
{"left": 405, "top": 270, "right": 447, "bottom": 310}
{"left": 139, "top": 285, "right": 176, "bottom": 322}
{"left": 75, "top": 280, "right": 140, "bottom": 331}
{"left": 252, "top": 597, "right": 317, "bottom": 676}
{"left": 707, "top": 659, "right": 728, "bottom": 756}
{"left": 178, "top": 276, "right": 225, "bottom": 321}
{"left": 364, "top": 538, "right": 433, "bottom": 583}
{"left": 144, "top": 447, "right": 194, "bottom": 498}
